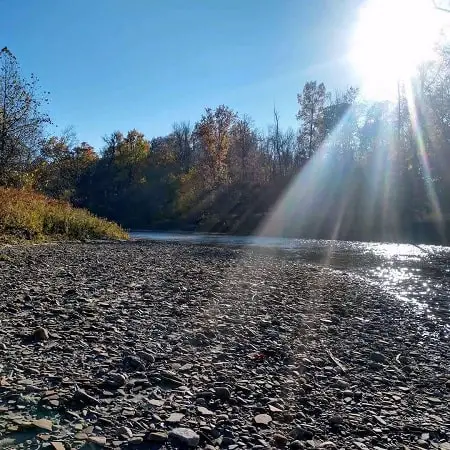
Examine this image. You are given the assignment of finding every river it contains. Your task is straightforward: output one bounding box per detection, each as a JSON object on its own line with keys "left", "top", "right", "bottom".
{"left": 131, "top": 231, "right": 450, "bottom": 328}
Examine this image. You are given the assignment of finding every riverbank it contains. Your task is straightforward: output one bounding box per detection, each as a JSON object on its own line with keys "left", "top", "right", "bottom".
{"left": 0, "top": 241, "right": 448, "bottom": 449}
{"left": 0, "top": 188, "right": 128, "bottom": 243}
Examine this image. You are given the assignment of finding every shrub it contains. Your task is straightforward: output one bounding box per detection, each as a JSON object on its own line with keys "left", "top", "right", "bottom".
{"left": 0, "top": 188, "right": 128, "bottom": 241}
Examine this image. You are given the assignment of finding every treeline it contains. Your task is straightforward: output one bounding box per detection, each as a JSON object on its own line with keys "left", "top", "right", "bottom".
{"left": 1, "top": 46, "right": 450, "bottom": 243}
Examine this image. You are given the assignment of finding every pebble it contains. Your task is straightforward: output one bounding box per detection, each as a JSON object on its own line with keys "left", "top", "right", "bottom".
{"left": 329, "top": 415, "right": 344, "bottom": 426}
{"left": 136, "top": 350, "right": 155, "bottom": 363}
{"left": 370, "top": 352, "right": 386, "bottom": 363}
{"left": 106, "top": 373, "right": 127, "bottom": 388}
{"left": 215, "top": 386, "right": 231, "bottom": 400}
{"left": 168, "top": 427, "right": 200, "bottom": 447}
{"left": 197, "top": 406, "right": 214, "bottom": 416}
{"left": 118, "top": 426, "right": 133, "bottom": 438}
{"left": 33, "top": 327, "right": 49, "bottom": 341}
{"left": 50, "top": 443, "right": 65, "bottom": 450}
{"left": 167, "top": 412, "right": 185, "bottom": 423}
{"left": 33, "top": 419, "right": 53, "bottom": 432}
{"left": 333, "top": 378, "right": 350, "bottom": 389}
{"left": 295, "top": 427, "right": 314, "bottom": 440}
{"left": 87, "top": 435, "right": 107, "bottom": 446}
{"left": 254, "top": 414, "right": 272, "bottom": 426}
{"left": 147, "top": 431, "right": 168, "bottom": 442}
{"left": 72, "top": 389, "right": 99, "bottom": 406}
{"left": 0, "top": 242, "right": 447, "bottom": 450}
{"left": 273, "top": 433, "right": 288, "bottom": 446}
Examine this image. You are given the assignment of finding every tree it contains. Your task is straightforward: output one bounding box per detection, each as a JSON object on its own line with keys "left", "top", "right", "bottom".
{"left": 35, "top": 131, "right": 98, "bottom": 200}
{"left": 296, "top": 81, "right": 327, "bottom": 159}
{"left": 172, "top": 121, "right": 194, "bottom": 172}
{"left": 322, "top": 87, "right": 360, "bottom": 161}
{"left": 0, "top": 47, "right": 51, "bottom": 185}
{"left": 194, "top": 105, "right": 236, "bottom": 187}
{"left": 229, "top": 115, "right": 258, "bottom": 182}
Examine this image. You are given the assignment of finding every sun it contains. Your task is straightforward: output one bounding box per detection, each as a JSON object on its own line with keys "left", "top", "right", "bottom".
{"left": 350, "top": 0, "right": 443, "bottom": 100}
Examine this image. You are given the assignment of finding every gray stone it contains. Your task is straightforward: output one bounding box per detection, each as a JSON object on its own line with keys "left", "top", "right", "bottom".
{"left": 254, "top": 414, "right": 272, "bottom": 426}
{"left": 329, "top": 415, "right": 344, "bottom": 426}
{"left": 118, "top": 426, "right": 133, "bottom": 438}
{"left": 146, "top": 431, "right": 168, "bottom": 442}
{"left": 106, "top": 373, "right": 127, "bottom": 388}
{"left": 136, "top": 350, "right": 155, "bottom": 363}
{"left": 273, "top": 433, "right": 288, "bottom": 446}
{"left": 33, "top": 327, "right": 49, "bottom": 341}
{"left": 167, "top": 412, "right": 185, "bottom": 424}
{"left": 169, "top": 427, "right": 200, "bottom": 447}
{"left": 72, "top": 389, "right": 100, "bottom": 406}
{"left": 294, "top": 427, "right": 313, "bottom": 440}
{"left": 333, "top": 379, "right": 349, "bottom": 389}
{"left": 370, "top": 352, "right": 386, "bottom": 363}
{"left": 197, "top": 406, "right": 214, "bottom": 416}
{"left": 215, "top": 386, "right": 231, "bottom": 400}
{"left": 87, "top": 435, "right": 107, "bottom": 446}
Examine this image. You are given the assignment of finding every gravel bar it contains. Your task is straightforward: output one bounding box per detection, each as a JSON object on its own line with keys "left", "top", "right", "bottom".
{"left": 0, "top": 241, "right": 449, "bottom": 450}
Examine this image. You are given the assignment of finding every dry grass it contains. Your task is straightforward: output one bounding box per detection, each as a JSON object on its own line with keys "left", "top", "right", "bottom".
{"left": 0, "top": 188, "right": 128, "bottom": 242}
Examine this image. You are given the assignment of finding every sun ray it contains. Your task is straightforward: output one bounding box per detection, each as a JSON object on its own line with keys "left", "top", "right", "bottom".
{"left": 403, "top": 79, "right": 445, "bottom": 236}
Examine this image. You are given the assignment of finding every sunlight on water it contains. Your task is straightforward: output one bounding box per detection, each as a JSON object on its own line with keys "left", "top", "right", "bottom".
{"left": 364, "top": 242, "right": 425, "bottom": 259}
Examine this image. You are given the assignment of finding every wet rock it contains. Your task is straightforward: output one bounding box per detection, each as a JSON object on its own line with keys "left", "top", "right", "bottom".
{"left": 168, "top": 427, "right": 200, "bottom": 447}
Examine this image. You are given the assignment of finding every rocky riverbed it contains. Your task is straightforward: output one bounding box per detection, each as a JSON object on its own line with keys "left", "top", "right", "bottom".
{"left": 0, "top": 241, "right": 448, "bottom": 450}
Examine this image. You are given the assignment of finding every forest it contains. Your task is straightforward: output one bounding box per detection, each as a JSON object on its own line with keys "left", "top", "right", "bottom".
{"left": 1, "top": 45, "right": 450, "bottom": 243}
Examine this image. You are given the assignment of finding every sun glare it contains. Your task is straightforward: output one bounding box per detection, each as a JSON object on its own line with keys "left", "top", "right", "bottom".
{"left": 350, "top": 0, "right": 443, "bottom": 100}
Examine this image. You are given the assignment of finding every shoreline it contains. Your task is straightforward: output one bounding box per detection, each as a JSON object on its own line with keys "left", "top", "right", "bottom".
{"left": 0, "top": 241, "right": 448, "bottom": 449}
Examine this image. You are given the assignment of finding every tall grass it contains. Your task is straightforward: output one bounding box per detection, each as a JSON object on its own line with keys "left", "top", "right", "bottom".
{"left": 0, "top": 188, "right": 128, "bottom": 241}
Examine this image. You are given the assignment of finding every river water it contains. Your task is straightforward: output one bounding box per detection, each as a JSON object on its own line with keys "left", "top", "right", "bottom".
{"left": 131, "top": 231, "right": 450, "bottom": 327}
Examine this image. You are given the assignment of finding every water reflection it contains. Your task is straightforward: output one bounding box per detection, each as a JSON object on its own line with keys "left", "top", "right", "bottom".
{"left": 131, "top": 232, "right": 450, "bottom": 327}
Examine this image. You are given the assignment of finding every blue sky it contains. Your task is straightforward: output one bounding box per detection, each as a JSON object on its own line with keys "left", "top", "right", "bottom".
{"left": 2, "top": 0, "right": 363, "bottom": 150}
